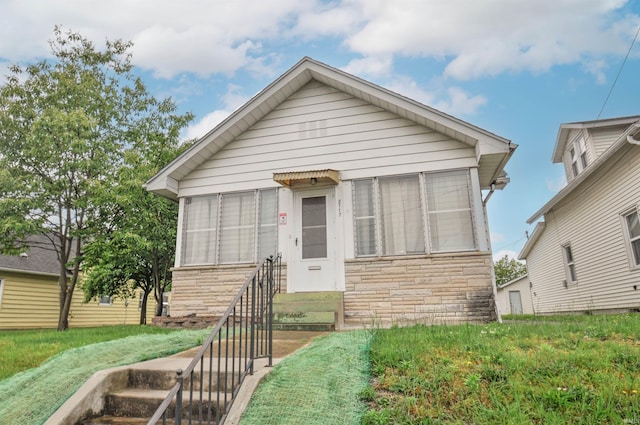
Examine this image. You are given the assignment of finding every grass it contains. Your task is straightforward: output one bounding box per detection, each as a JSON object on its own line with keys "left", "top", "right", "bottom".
{"left": 362, "top": 314, "right": 640, "bottom": 424}
{"left": 1, "top": 315, "right": 638, "bottom": 425}
{"left": 0, "top": 326, "right": 209, "bottom": 425}
{"left": 0, "top": 325, "right": 178, "bottom": 381}
{"left": 240, "top": 331, "right": 370, "bottom": 425}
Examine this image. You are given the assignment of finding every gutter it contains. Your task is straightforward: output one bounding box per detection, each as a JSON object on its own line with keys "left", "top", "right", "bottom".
{"left": 0, "top": 267, "right": 59, "bottom": 278}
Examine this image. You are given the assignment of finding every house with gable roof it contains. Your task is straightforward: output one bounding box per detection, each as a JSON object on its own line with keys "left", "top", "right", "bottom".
{"left": 0, "top": 234, "right": 153, "bottom": 329}
{"left": 519, "top": 116, "right": 640, "bottom": 314}
{"left": 146, "top": 57, "right": 516, "bottom": 328}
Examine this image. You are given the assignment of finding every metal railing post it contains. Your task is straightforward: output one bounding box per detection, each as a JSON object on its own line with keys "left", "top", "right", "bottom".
{"left": 268, "top": 256, "right": 274, "bottom": 367}
{"left": 175, "top": 369, "right": 183, "bottom": 425}
{"left": 249, "top": 274, "right": 256, "bottom": 375}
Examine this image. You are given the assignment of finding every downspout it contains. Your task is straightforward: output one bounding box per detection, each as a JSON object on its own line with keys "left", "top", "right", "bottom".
{"left": 483, "top": 183, "right": 495, "bottom": 206}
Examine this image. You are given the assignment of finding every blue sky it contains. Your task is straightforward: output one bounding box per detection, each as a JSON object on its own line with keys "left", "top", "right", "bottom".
{"left": 1, "top": 0, "right": 639, "bottom": 260}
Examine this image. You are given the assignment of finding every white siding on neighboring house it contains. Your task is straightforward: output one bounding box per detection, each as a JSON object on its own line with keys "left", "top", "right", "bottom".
{"left": 591, "top": 125, "right": 629, "bottom": 158}
{"left": 527, "top": 144, "right": 640, "bottom": 313}
{"left": 496, "top": 275, "right": 534, "bottom": 315}
{"left": 178, "top": 81, "right": 476, "bottom": 197}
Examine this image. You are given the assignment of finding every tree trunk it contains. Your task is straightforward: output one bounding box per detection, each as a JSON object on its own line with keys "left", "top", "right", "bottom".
{"left": 58, "top": 238, "right": 82, "bottom": 331}
{"left": 155, "top": 288, "right": 164, "bottom": 317}
{"left": 139, "top": 289, "right": 150, "bottom": 325}
{"left": 57, "top": 274, "right": 70, "bottom": 331}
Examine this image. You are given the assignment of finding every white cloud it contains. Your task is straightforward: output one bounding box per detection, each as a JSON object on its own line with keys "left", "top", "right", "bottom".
{"left": 383, "top": 77, "right": 487, "bottom": 116}
{"left": 434, "top": 87, "right": 487, "bottom": 116}
{"left": 343, "top": 56, "right": 393, "bottom": 78}
{"left": 0, "top": 0, "right": 637, "bottom": 82}
{"left": 337, "top": 0, "right": 639, "bottom": 81}
{"left": 182, "top": 84, "right": 249, "bottom": 141}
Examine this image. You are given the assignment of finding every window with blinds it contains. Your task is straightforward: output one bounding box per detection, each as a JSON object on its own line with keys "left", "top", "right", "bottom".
{"left": 181, "top": 189, "right": 277, "bottom": 266}
{"left": 352, "top": 170, "right": 476, "bottom": 257}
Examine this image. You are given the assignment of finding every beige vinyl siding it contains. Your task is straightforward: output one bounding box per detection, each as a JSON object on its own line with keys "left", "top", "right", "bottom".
{"left": 178, "top": 81, "right": 475, "bottom": 196}
{"left": 0, "top": 271, "right": 155, "bottom": 329}
{"left": 527, "top": 144, "right": 640, "bottom": 314}
{"left": 590, "top": 125, "right": 628, "bottom": 158}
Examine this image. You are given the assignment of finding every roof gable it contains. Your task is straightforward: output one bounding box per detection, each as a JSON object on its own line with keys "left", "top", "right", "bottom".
{"left": 146, "top": 57, "right": 514, "bottom": 199}
{"left": 552, "top": 115, "right": 640, "bottom": 163}
{"left": 528, "top": 118, "right": 640, "bottom": 224}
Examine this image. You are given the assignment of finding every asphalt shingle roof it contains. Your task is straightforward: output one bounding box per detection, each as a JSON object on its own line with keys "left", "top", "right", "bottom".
{"left": 0, "top": 234, "right": 61, "bottom": 276}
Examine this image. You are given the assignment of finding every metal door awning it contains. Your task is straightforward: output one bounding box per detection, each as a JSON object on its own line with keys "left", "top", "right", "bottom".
{"left": 273, "top": 169, "right": 340, "bottom": 187}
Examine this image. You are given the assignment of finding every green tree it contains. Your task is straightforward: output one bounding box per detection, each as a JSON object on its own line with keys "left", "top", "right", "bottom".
{"left": 83, "top": 135, "right": 192, "bottom": 324}
{"left": 0, "top": 27, "right": 191, "bottom": 330}
{"left": 494, "top": 255, "right": 527, "bottom": 286}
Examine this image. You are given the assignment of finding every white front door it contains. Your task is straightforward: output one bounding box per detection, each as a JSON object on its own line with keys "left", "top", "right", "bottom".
{"left": 293, "top": 188, "right": 336, "bottom": 292}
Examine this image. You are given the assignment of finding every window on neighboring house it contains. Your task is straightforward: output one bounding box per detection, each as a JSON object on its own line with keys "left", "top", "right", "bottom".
{"left": 562, "top": 244, "right": 577, "bottom": 284}
{"left": 623, "top": 209, "right": 640, "bottom": 267}
{"left": 181, "top": 189, "right": 278, "bottom": 266}
{"left": 0, "top": 278, "right": 4, "bottom": 309}
{"left": 570, "top": 137, "right": 588, "bottom": 177}
{"left": 99, "top": 295, "right": 113, "bottom": 305}
{"left": 352, "top": 170, "right": 476, "bottom": 257}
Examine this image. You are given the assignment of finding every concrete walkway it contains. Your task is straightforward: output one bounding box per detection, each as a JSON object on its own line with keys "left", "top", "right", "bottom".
{"left": 45, "top": 330, "right": 327, "bottom": 425}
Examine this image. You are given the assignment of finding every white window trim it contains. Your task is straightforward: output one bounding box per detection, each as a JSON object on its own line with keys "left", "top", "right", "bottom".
{"left": 621, "top": 206, "right": 640, "bottom": 270}
{"left": 352, "top": 170, "right": 478, "bottom": 258}
{"left": 568, "top": 136, "right": 588, "bottom": 178}
{"left": 180, "top": 188, "right": 278, "bottom": 267}
{"left": 561, "top": 243, "right": 578, "bottom": 286}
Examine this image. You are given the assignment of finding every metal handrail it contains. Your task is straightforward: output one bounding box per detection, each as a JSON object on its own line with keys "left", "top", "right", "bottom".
{"left": 147, "top": 253, "right": 282, "bottom": 425}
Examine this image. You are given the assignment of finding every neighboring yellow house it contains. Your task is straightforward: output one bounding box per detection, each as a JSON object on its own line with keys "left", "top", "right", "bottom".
{"left": 0, "top": 235, "right": 155, "bottom": 330}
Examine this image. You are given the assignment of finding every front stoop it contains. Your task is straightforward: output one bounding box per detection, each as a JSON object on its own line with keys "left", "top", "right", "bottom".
{"left": 272, "top": 291, "right": 343, "bottom": 331}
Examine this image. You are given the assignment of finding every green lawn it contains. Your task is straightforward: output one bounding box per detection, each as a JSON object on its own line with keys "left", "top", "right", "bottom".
{"left": 362, "top": 314, "right": 640, "bottom": 424}
{"left": 0, "top": 326, "right": 209, "bottom": 425}
{"left": 1, "top": 315, "right": 638, "bottom": 425}
{"left": 0, "top": 325, "right": 178, "bottom": 381}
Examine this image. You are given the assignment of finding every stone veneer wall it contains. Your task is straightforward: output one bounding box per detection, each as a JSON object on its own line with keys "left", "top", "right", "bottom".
{"left": 170, "top": 263, "right": 288, "bottom": 318}
{"left": 343, "top": 252, "right": 496, "bottom": 328}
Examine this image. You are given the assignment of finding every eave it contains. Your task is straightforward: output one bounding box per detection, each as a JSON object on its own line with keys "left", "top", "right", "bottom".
{"left": 146, "top": 57, "right": 514, "bottom": 199}
{"left": 518, "top": 222, "right": 545, "bottom": 260}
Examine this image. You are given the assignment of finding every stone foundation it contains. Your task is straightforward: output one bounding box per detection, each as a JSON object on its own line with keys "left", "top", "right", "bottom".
{"left": 167, "top": 253, "right": 496, "bottom": 329}
{"left": 169, "top": 263, "right": 288, "bottom": 318}
{"left": 343, "top": 252, "right": 496, "bottom": 328}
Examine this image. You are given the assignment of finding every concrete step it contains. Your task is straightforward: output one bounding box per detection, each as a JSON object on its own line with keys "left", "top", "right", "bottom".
{"left": 104, "top": 388, "right": 229, "bottom": 420}
{"left": 274, "top": 291, "right": 342, "bottom": 303}
{"left": 272, "top": 322, "right": 335, "bottom": 331}
{"left": 272, "top": 291, "right": 343, "bottom": 330}
{"left": 78, "top": 415, "right": 164, "bottom": 425}
{"left": 127, "top": 368, "right": 235, "bottom": 392}
{"left": 273, "top": 310, "right": 336, "bottom": 323}
{"left": 273, "top": 300, "right": 341, "bottom": 313}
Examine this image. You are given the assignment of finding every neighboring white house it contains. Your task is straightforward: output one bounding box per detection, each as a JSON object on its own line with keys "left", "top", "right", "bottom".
{"left": 146, "top": 57, "right": 516, "bottom": 328}
{"left": 496, "top": 274, "right": 534, "bottom": 316}
{"left": 519, "top": 116, "right": 640, "bottom": 314}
